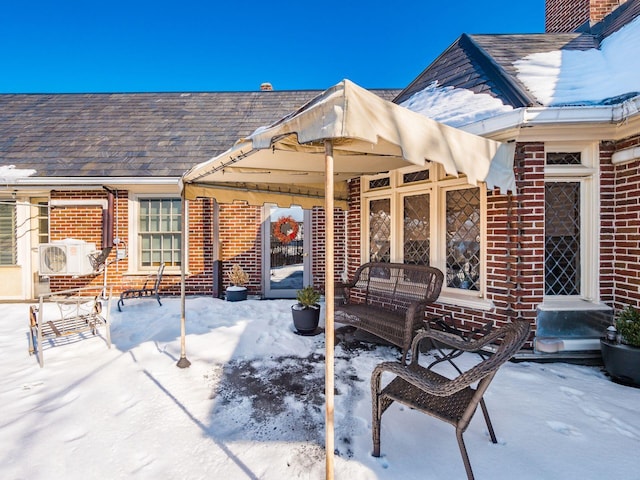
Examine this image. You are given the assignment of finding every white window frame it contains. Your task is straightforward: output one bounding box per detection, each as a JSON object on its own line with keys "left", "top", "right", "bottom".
{"left": 362, "top": 165, "right": 491, "bottom": 309}
{"left": 543, "top": 142, "right": 599, "bottom": 304}
{"left": 0, "top": 200, "right": 17, "bottom": 266}
{"left": 129, "top": 194, "right": 185, "bottom": 274}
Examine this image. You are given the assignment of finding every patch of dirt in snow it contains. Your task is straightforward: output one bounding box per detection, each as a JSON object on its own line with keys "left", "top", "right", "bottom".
{"left": 207, "top": 330, "right": 391, "bottom": 456}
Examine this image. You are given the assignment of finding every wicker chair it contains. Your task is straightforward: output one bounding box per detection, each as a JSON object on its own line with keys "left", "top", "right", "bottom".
{"left": 371, "top": 320, "right": 530, "bottom": 480}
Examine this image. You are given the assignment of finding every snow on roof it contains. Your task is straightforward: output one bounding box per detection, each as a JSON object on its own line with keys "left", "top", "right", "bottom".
{"left": 515, "top": 16, "right": 640, "bottom": 106}
{"left": 0, "top": 165, "right": 36, "bottom": 179}
{"left": 399, "top": 81, "right": 513, "bottom": 128}
{"left": 402, "top": 15, "right": 640, "bottom": 126}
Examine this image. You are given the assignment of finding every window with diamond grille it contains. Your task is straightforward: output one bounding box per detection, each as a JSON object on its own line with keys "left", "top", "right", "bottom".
{"left": 369, "top": 177, "right": 390, "bottom": 189}
{"left": 446, "top": 188, "right": 480, "bottom": 290}
{"left": 545, "top": 182, "right": 580, "bottom": 295}
{"left": 139, "top": 198, "right": 182, "bottom": 267}
{"left": 0, "top": 202, "right": 17, "bottom": 266}
{"left": 369, "top": 198, "right": 391, "bottom": 263}
{"left": 404, "top": 194, "right": 430, "bottom": 265}
{"left": 546, "top": 152, "right": 581, "bottom": 165}
{"left": 403, "top": 169, "right": 429, "bottom": 184}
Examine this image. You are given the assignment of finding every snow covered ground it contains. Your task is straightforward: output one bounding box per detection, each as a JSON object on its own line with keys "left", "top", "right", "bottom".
{"left": 1, "top": 296, "right": 638, "bottom": 479}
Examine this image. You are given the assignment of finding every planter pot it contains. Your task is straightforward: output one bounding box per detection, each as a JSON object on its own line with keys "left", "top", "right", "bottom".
{"left": 600, "top": 338, "right": 640, "bottom": 387}
{"left": 292, "top": 304, "right": 320, "bottom": 334}
{"left": 226, "top": 286, "right": 247, "bottom": 302}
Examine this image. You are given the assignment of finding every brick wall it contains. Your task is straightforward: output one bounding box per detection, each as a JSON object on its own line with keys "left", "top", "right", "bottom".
{"left": 310, "top": 206, "right": 347, "bottom": 294}
{"left": 346, "top": 178, "right": 362, "bottom": 277}
{"left": 612, "top": 134, "right": 640, "bottom": 310}
{"left": 48, "top": 190, "right": 118, "bottom": 293}
{"left": 545, "top": 0, "right": 625, "bottom": 32}
{"left": 600, "top": 141, "right": 616, "bottom": 306}
{"left": 590, "top": 0, "right": 626, "bottom": 23}
{"left": 48, "top": 191, "right": 214, "bottom": 298}
{"left": 218, "top": 202, "right": 262, "bottom": 295}
{"left": 47, "top": 193, "right": 348, "bottom": 299}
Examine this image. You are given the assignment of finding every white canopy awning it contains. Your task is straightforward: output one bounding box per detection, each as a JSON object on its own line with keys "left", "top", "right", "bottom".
{"left": 179, "top": 79, "right": 516, "bottom": 479}
{"left": 182, "top": 79, "right": 515, "bottom": 208}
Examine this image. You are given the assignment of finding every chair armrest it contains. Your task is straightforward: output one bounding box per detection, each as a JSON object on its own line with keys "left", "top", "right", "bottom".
{"left": 408, "top": 322, "right": 498, "bottom": 367}
{"left": 372, "top": 360, "right": 461, "bottom": 397}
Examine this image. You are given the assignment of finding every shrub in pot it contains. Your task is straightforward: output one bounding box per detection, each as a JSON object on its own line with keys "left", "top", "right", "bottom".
{"left": 292, "top": 285, "right": 321, "bottom": 334}
{"left": 601, "top": 306, "right": 640, "bottom": 387}
{"left": 226, "top": 264, "right": 248, "bottom": 302}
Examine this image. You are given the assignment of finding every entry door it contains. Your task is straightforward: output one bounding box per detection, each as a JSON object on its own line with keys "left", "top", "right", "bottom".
{"left": 263, "top": 205, "right": 311, "bottom": 299}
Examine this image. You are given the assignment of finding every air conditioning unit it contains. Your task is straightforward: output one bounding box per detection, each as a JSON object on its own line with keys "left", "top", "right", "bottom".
{"left": 39, "top": 240, "right": 97, "bottom": 276}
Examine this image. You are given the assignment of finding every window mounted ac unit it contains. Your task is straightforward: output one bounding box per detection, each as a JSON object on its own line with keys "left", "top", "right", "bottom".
{"left": 39, "top": 240, "right": 97, "bottom": 276}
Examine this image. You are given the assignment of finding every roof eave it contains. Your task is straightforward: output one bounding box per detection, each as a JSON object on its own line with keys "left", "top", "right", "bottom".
{"left": 460, "top": 95, "right": 640, "bottom": 141}
{"left": 1, "top": 176, "right": 180, "bottom": 189}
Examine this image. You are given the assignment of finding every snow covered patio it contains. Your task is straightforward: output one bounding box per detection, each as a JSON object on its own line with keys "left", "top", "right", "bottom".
{"left": 1, "top": 297, "right": 638, "bottom": 479}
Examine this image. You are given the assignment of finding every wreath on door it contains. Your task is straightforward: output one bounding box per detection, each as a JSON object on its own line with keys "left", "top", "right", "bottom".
{"left": 273, "top": 215, "right": 299, "bottom": 244}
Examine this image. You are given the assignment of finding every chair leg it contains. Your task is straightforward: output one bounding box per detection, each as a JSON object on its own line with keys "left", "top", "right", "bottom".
{"left": 456, "top": 429, "right": 475, "bottom": 480}
{"left": 479, "top": 398, "right": 497, "bottom": 443}
{"left": 117, "top": 298, "right": 124, "bottom": 312}
{"left": 372, "top": 394, "right": 382, "bottom": 457}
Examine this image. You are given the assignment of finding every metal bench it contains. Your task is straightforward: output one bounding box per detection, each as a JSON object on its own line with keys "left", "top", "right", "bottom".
{"left": 28, "top": 286, "right": 112, "bottom": 367}
{"left": 117, "top": 263, "right": 164, "bottom": 312}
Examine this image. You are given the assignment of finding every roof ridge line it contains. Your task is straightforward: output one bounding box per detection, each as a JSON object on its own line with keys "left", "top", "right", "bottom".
{"left": 461, "top": 33, "right": 538, "bottom": 108}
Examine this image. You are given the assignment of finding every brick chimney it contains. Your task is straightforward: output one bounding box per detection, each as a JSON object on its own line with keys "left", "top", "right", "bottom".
{"left": 545, "top": 0, "right": 627, "bottom": 32}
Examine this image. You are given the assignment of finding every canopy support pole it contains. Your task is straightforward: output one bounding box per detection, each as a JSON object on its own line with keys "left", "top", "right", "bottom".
{"left": 324, "top": 139, "right": 335, "bottom": 480}
{"left": 177, "top": 194, "right": 191, "bottom": 369}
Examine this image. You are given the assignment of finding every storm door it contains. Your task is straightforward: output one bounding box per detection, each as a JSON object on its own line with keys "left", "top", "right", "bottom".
{"left": 262, "top": 205, "right": 311, "bottom": 298}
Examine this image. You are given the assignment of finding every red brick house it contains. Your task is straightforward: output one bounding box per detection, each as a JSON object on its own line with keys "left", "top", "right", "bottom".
{"left": 2, "top": 0, "right": 639, "bottom": 359}
{"left": 0, "top": 88, "right": 394, "bottom": 302}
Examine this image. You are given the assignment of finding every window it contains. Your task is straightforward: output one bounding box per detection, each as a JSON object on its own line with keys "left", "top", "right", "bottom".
{"left": 0, "top": 201, "right": 17, "bottom": 266}
{"left": 35, "top": 200, "right": 49, "bottom": 245}
{"left": 545, "top": 182, "right": 580, "bottom": 295}
{"left": 362, "top": 166, "right": 484, "bottom": 296}
{"left": 404, "top": 193, "right": 430, "bottom": 265}
{"left": 138, "top": 198, "right": 182, "bottom": 268}
{"left": 369, "top": 198, "right": 391, "bottom": 263}
{"left": 446, "top": 188, "right": 481, "bottom": 291}
{"left": 544, "top": 143, "right": 598, "bottom": 301}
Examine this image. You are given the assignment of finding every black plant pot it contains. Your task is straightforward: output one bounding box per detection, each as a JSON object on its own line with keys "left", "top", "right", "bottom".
{"left": 600, "top": 338, "right": 640, "bottom": 387}
{"left": 292, "top": 304, "right": 320, "bottom": 334}
{"left": 226, "top": 287, "right": 248, "bottom": 302}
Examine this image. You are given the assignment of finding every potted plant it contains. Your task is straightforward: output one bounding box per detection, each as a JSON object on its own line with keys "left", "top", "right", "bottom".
{"left": 292, "top": 285, "right": 321, "bottom": 334}
{"left": 226, "top": 264, "right": 249, "bottom": 302}
{"left": 601, "top": 305, "right": 640, "bottom": 387}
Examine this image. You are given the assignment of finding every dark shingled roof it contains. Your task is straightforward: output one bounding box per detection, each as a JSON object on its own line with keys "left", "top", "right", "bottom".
{"left": 395, "top": 0, "right": 639, "bottom": 109}
{"left": 395, "top": 33, "right": 598, "bottom": 108}
{"left": 0, "top": 89, "right": 400, "bottom": 178}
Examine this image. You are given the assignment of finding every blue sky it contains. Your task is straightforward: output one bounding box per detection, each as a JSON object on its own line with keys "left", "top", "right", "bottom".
{"left": 0, "top": 1, "right": 545, "bottom": 93}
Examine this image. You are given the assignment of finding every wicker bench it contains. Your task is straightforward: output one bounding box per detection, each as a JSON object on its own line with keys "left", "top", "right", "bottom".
{"left": 335, "top": 262, "right": 444, "bottom": 362}
{"left": 28, "top": 286, "right": 112, "bottom": 367}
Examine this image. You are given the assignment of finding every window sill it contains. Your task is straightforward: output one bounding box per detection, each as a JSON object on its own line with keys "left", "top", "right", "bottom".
{"left": 538, "top": 298, "right": 612, "bottom": 312}
{"left": 122, "top": 269, "right": 183, "bottom": 277}
{"left": 437, "top": 291, "right": 495, "bottom": 311}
